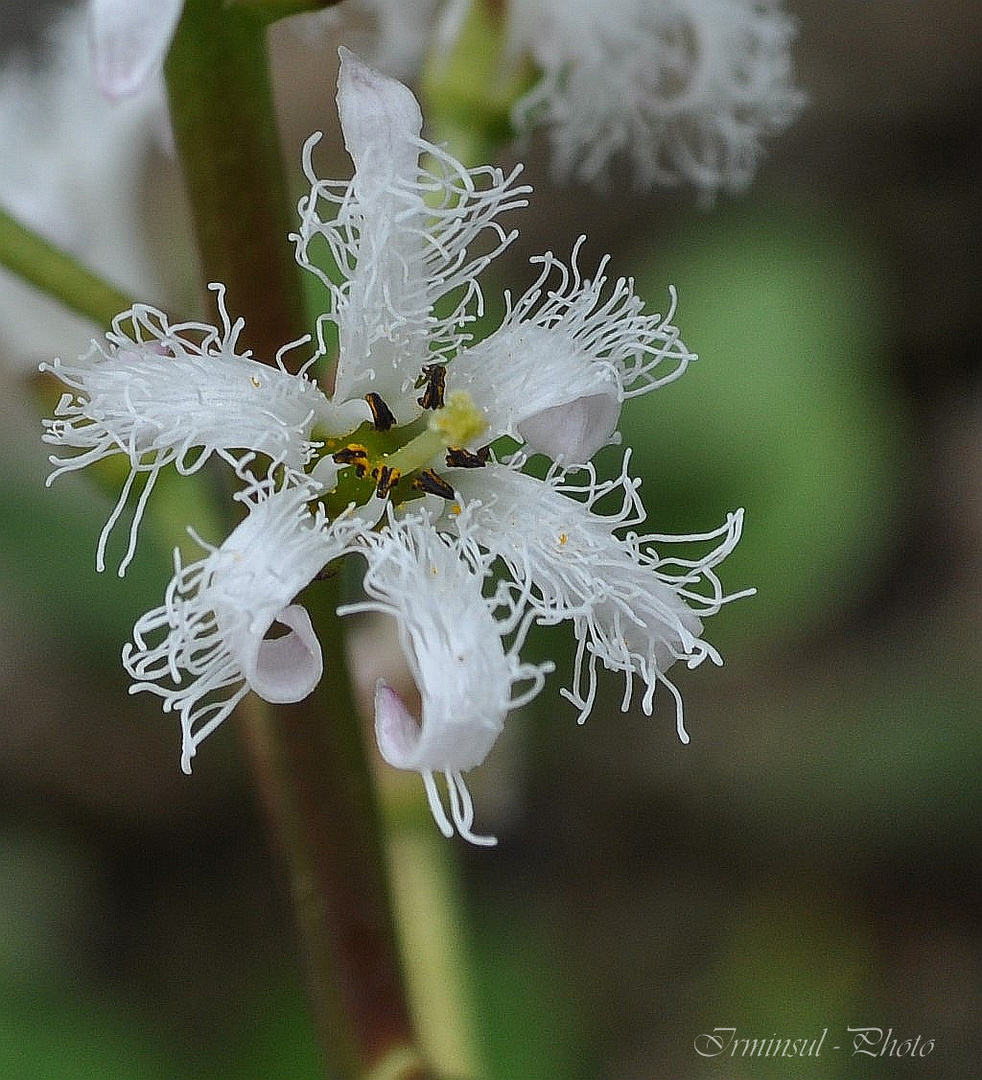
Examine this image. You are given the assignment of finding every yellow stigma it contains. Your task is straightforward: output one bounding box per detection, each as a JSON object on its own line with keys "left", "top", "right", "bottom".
{"left": 428, "top": 390, "right": 487, "bottom": 448}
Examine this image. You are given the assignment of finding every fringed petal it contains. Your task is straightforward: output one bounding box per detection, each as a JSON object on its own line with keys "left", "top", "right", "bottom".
{"left": 449, "top": 455, "right": 752, "bottom": 734}
{"left": 448, "top": 240, "right": 694, "bottom": 463}
{"left": 341, "top": 509, "right": 550, "bottom": 843}
{"left": 294, "top": 52, "right": 530, "bottom": 421}
{"left": 40, "top": 287, "right": 356, "bottom": 574}
{"left": 122, "top": 470, "right": 369, "bottom": 773}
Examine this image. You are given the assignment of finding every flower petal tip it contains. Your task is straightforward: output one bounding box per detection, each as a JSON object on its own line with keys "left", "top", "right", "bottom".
{"left": 516, "top": 390, "right": 621, "bottom": 464}
{"left": 246, "top": 604, "right": 324, "bottom": 705}
{"left": 373, "top": 680, "right": 422, "bottom": 769}
{"left": 336, "top": 45, "right": 423, "bottom": 171}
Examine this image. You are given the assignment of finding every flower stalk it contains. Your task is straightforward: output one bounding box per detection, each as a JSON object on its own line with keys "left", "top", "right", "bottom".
{"left": 238, "top": 575, "right": 419, "bottom": 1076}
{"left": 0, "top": 206, "right": 136, "bottom": 326}
{"left": 162, "top": 4, "right": 421, "bottom": 1076}
{"left": 164, "top": 0, "right": 308, "bottom": 354}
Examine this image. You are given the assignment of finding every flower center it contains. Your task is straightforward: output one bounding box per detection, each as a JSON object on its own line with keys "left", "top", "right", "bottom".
{"left": 316, "top": 386, "right": 489, "bottom": 515}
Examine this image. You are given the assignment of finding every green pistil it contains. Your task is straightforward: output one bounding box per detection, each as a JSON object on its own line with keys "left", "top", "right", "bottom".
{"left": 316, "top": 391, "right": 488, "bottom": 516}
{"left": 383, "top": 427, "right": 447, "bottom": 478}
{"left": 386, "top": 391, "right": 488, "bottom": 476}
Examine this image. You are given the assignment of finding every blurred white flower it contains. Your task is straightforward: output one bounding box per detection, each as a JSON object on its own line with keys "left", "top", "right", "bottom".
{"left": 0, "top": 7, "right": 175, "bottom": 371}
{"left": 88, "top": 0, "right": 184, "bottom": 99}
{"left": 43, "top": 50, "right": 750, "bottom": 842}
{"left": 507, "top": 0, "right": 805, "bottom": 196}
{"left": 289, "top": 0, "right": 448, "bottom": 82}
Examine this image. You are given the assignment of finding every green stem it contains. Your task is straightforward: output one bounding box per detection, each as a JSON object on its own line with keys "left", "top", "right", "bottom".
{"left": 164, "top": 4, "right": 423, "bottom": 1076}
{"left": 238, "top": 579, "right": 419, "bottom": 1075}
{"left": 164, "top": 0, "right": 307, "bottom": 356}
{"left": 0, "top": 207, "right": 135, "bottom": 326}
{"left": 230, "top": 0, "right": 345, "bottom": 13}
{"left": 420, "top": 0, "right": 533, "bottom": 169}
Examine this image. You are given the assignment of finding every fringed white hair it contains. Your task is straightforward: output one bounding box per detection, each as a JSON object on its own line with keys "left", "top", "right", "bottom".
{"left": 39, "top": 285, "right": 358, "bottom": 575}
{"left": 449, "top": 452, "right": 752, "bottom": 736}
{"left": 509, "top": 0, "right": 805, "bottom": 198}
{"left": 292, "top": 49, "right": 530, "bottom": 422}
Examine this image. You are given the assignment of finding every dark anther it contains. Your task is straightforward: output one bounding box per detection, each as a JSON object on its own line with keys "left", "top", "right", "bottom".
{"left": 372, "top": 464, "right": 401, "bottom": 498}
{"left": 365, "top": 392, "right": 396, "bottom": 432}
{"left": 413, "top": 469, "right": 455, "bottom": 500}
{"left": 415, "top": 363, "right": 447, "bottom": 410}
{"left": 445, "top": 445, "right": 490, "bottom": 469}
{"left": 332, "top": 444, "right": 370, "bottom": 477}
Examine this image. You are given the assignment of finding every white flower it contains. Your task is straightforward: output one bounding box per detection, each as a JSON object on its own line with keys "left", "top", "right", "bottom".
{"left": 508, "top": 0, "right": 805, "bottom": 196}
{"left": 298, "top": 52, "right": 747, "bottom": 837}
{"left": 88, "top": 0, "right": 185, "bottom": 99}
{"left": 122, "top": 468, "right": 371, "bottom": 773}
{"left": 44, "top": 50, "right": 752, "bottom": 843}
{"left": 340, "top": 509, "right": 551, "bottom": 845}
{"left": 40, "top": 286, "right": 368, "bottom": 575}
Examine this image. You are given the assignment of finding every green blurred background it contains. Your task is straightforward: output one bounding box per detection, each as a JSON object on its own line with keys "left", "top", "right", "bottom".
{"left": 1, "top": 1, "right": 980, "bottom": 1077}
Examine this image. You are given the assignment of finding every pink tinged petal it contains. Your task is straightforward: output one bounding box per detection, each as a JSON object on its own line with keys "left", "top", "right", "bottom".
{"left": 89, "top": 0, "right": 184, "bottom": 99}
{"left": 372, "top": 676, "right": 504, "bottom": 775}
{"left": 516, "top": 389, "right": 621, "bottom": 464}
{"left": 122, "top": 474, "right": 369, "bottom": 772}
{"left": 242, "top": 604, "right": 323, "bottom": 704}
{"left": 374, "top": 680, "right": 422, "bottom": 769}
{"left": 336, "top": 46, "right": 423, "bottom": 189}
{"left": 449, "top": 322, "right": 624, "bottom": 464}
{"left": 374, "top": 682, "right": 497, "bottom": 848}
